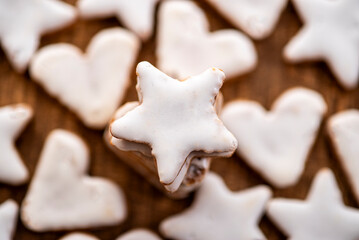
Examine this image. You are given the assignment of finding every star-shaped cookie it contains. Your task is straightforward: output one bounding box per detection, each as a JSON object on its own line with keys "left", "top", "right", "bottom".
{"left": 267, "top": 168, "right": 359, "bottom": 240}
{"left": 160, "top": 172, "right": 271, "bottom": 240}
{"left": 205, "top": 0, "right": 287, "bottom": 39}
{"left": 106, "top": 101, "right": 213, "bottom": 196}
{"left": 284, "top": 0, "right": 359, "bottom": 89}
{"left": 110, "top": 62, "right": 238, "bottom": 192}
{"left": 0, "top": 104, "right": 33, "bottom": 185}
{"left": 0, "top": 200, "right": 18, "bottom": 240}
{"left": 0, "top": 0, "right": 77, "bottom": 72}
{"left": 77, "top": 0, "right": 159, "bottom": 40}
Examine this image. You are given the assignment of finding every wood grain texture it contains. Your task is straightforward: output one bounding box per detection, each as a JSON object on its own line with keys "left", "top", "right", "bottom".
{"left": 0, "top": 0, "right": 358, "bottom": 239}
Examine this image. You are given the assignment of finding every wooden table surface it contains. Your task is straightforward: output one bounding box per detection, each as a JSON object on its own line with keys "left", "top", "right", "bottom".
{"left": 1, "top": 0, "right": 358, "bottom": 239}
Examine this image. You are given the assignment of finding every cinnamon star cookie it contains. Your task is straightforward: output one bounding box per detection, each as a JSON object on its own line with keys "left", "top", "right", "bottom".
{"left": 267, "top": 168, "right": 359, "bottom": 240}
{"left": 160, "top": 172, "right": 271, "bottom": 240}
{"left": 284, "top": 0, "right": 359, "bottom": 89}
{"left": 110, "top": 62, "right": 237, "bottom": 193}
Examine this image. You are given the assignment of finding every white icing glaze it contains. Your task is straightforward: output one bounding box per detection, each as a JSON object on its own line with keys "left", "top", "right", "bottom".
{"left": 328, "top": 109, "right": 359, "bottom": 203}
{"left": 116, "top": 229, "right": 161, "bottom": 240}
{"left": 205, "top": 0, "right": 287, "bottom": 39}
{"left": 110, "top": 102, "right": 152, "bottom": 157}
{"left": 0, "top": 104, "right": 32, "bottom": 185}
{"left": 59, "top": 233, "right": 99, "bottom": 240}
{"left": 110, "top": 96, "right": 223, "bottom": 158}
{"left": 284, "top": 0, "right": 359, "bottom": 89}
{"left": 21, "top": 130, "right": 127, "bottom": 232}
{"left": 110, "top": 62, "right": 237, "bottom": 192}
{"left": 30, "top": 28, "right": 140, "bottom": 129}
{"left": 0, "top": 200, "right": 18, "bottom": 240}
{"left": 221, "top": 87, "right": 326, "bottom": 188}
{"left": 77, "top": 0, "right": 160, "bottom": 40}
{"left": 157, "top": 0, "right": 257, "bottom": 80}
{"left": 160, "top": 172, "right": 271, "bottom": 240}
{"left": 267, "top": 168, "right": 359, "bottom": 240}
{"left": 109, "top": 102, "right": 211, "bottom": 193}
{"left": 0, "top": 0, "right": 76, "bottom": 72}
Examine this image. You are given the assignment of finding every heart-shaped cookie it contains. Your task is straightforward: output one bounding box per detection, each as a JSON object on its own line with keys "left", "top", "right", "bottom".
{"left": 0, "top": 200, "right": 18, "bottom": 240}
{"left": 157, "top": 0, "right": 257, "bottom": 80}
{"left": 328, "top": 110, "right": 359, "bottom": 203}
{"left": 0, "top": 104, "right": 33, "bottom": 185}
{"left": 30, "top": 27, "right": 140, "bottom": 129}
{"left": 205, "top": 0, "right": 287, "bottom": 39}
{"left": 21, "top": 130, "right": 127, "bottom": 232}
{"left": 221, "top": 87, "right": 327, "bottom": 187}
